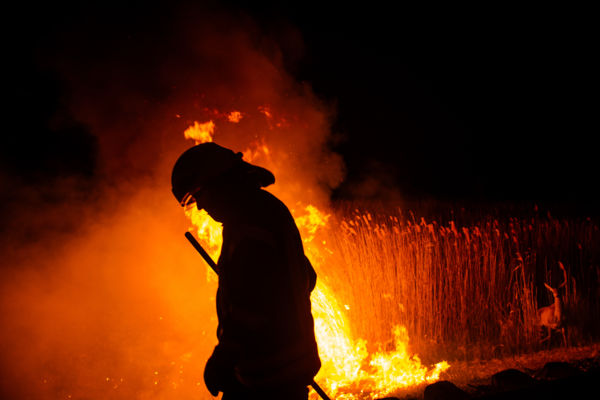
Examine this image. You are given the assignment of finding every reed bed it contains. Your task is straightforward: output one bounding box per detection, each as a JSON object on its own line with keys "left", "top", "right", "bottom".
{"left": 317, "top": 203, "right": 600, "bottom": 362}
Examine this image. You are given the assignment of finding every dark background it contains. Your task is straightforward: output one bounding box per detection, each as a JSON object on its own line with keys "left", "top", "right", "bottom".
{"left": 2, "top": 1, "right": 597, "bottom": 215}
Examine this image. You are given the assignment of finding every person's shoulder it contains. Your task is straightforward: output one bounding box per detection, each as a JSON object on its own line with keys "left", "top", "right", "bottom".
{"left": 248, "top": 188, "right": 286, "bottom": 214}
{"left": 243, "top": 190, "right": 298, "bottom": 234}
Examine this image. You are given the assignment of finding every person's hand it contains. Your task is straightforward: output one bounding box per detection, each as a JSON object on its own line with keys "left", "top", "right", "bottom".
{"left": 204, "top": 346, "right": 232, "bottom": 396}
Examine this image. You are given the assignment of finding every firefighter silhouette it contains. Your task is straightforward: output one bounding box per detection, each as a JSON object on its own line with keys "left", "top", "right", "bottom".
{"left": 171, "top": 143, "right": 321, "bottom": 399}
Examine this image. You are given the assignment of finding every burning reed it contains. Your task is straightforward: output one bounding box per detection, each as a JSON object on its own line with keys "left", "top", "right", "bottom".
{"left": 318, "top": 204, "right": 600, "bottom": 362}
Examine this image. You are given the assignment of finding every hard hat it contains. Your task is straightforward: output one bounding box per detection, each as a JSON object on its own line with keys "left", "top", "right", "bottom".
{"left": 171, "top": 142, "right": 275, "bottom": 207}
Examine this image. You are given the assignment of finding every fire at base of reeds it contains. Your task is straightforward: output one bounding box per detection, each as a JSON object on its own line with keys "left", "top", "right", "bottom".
{"left": 182, "top": 117, "right": 600, "bottom": 399}
{"left": 183, "top": 123, "right": 452, "bottom": 399}
{"left": 3, "top": 10, "right": 599, "bottom": 400}
{"left": 2, "top": 103, "right": 598, "bottom": 400}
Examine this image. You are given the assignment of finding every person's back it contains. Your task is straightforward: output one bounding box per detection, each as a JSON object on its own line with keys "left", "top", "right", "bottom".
{"left": 171, "top": 143, "right": 321, "bottom": 399}
{"left": 215, "top": 188, "right": 320, "bottom": 395}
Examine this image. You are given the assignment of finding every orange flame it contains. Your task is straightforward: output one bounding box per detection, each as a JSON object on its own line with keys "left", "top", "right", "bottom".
{"left": 184, "top": 120, "right": 215, "bottom": 144}
{"left": 181, "top": 118, "right": 449, "bottom": 398}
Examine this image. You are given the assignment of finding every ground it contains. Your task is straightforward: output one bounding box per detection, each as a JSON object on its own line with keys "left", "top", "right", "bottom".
{"left": 446, "top": 344, "right": 600, "bottom": 389}
{"left": 380, "top": 344, "right": 600, "bottom": 399}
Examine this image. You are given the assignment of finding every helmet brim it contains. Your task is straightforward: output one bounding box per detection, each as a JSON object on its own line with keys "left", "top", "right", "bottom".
{"left": 173, "top": 162, "right": 275, "bottom": 209}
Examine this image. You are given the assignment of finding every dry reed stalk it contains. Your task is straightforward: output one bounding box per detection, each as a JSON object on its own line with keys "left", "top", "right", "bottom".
{"left": 318, "top": 204, "right": 599, "bottom": 361}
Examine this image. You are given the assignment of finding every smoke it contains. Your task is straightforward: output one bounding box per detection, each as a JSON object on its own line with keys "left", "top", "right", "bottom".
{"left": 1, "top": 3, "right": 344, "bottom": 399}
{"left": 0, "top": 185, "right": 213, "bottom": 399}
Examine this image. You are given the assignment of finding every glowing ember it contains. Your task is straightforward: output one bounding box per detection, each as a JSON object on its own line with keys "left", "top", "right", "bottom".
{"left": 257, "top": 105, "right": 272, "bottom": 119}
{"left": 227, "top": 111, "right": 243, "bottom": 123}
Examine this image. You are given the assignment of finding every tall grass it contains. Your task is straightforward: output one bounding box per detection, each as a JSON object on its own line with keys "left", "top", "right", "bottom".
{"left": 316, "top": 203, "right": 599, "bottom": 362}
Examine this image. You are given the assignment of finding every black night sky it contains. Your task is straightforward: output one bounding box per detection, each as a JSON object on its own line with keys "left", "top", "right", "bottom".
{"left": 3, "top": 1, "right": 598, "bottom": 217}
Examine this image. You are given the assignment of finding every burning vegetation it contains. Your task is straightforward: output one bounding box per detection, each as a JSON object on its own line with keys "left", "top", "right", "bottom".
{"left": 179, "top": 114, "right": 599, "bottom": 399}
{"left": 1, "top": 8, "right": 599, "bottom": 400}
{"left": 1, "top": 105, "right": 599, "bottom": 398}
{"left": 181, "top": 119, "right": 450, "bottom": 398}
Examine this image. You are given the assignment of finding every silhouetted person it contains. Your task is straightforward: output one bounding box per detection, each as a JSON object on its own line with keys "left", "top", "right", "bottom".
{"left": 171, "top": 143, "right": 321, "bottom": 399}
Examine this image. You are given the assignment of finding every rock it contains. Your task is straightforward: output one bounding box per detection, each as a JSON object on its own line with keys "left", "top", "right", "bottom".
{"left": 466, "top": 383, "right": 493, "bottom": 397}
{"left": 491, "top": 368, "right": 536, "bottom": 391}
{"left": 534, "top": 361, "right": 581, "bottom": 380}
{"left": 424, "top": 380, "right": 471, "bottom": 400}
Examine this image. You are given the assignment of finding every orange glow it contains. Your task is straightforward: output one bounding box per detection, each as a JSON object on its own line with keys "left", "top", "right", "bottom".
{"left": 183, "top": 206, "right": 222, "bottom": 282}
{"left": 295, "top": 205, "right": 330, "bottom": 239}
{"left": 241, "top": 141, "right": 271, "bottom": 164}
{"left": 184, "top": 120, "right": 215, "bottom": 144}
{"left": 257, "top": 105, "right": 272, "bottom": 119}
{"left": 227, "top": 111, "right": 243, "bottom": 123}
{"left": 8, "top": 19, "right": 597, "bottom": 400}
{"left": 182, "top": 127, "right": 450, "bottom": 399}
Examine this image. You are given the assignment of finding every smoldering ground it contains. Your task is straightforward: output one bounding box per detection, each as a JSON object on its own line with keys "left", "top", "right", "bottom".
{"left": 1, "top": 4, "right": 344, "bottom": 399}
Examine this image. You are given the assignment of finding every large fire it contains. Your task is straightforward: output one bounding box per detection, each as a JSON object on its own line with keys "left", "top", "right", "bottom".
{"left": 5, "top": 13, "right": 599, "bottom": 400}
{"left": 183, "top": 116, "right": 449, "bottom": 399}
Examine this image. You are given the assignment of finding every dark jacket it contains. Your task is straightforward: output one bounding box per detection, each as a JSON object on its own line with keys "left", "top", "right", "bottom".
{"left": 211, "top": 189, "right": 321, "bottom": 388}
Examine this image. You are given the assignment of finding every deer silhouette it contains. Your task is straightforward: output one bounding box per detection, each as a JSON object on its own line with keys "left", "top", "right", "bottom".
{"left": 537, "top": 262, "right": 568, "bottom": 346}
